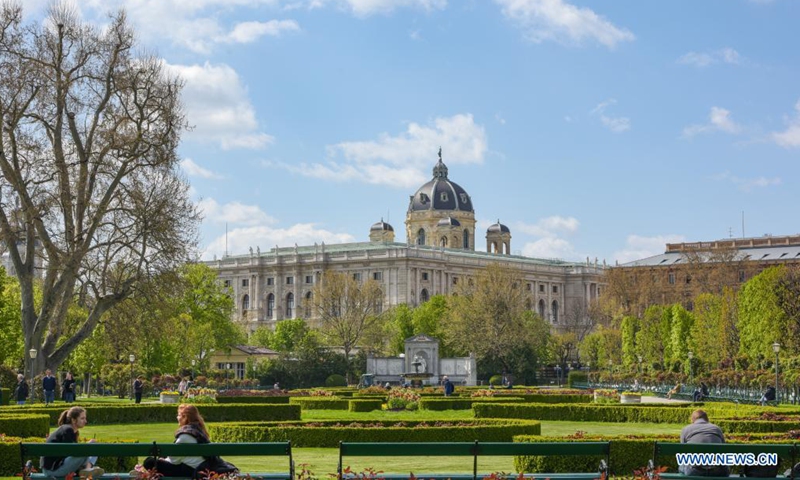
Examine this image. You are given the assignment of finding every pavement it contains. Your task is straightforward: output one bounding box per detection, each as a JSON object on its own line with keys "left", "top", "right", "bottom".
{"left": 641, "top": 395, "right": 691, "bottom": 404}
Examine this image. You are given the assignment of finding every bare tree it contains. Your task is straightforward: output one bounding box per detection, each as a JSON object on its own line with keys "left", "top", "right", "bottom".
{"left": 311, "top": 270, "right": 384, "bottom": 381}
{"left": 0, "top": 4, "right": 198, "bottom": 375}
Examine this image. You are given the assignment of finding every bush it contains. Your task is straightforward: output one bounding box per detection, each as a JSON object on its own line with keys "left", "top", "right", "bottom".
{"left": 325, "top": 374, "right": 347, "bottom": 387}
{"left": 0, "top": 388, "right": 10, "bottom": 406}
{"left": 0, "top": 413, "right": 49, "bottom": 437}
{"left": 348, "top": 399, "right": 383, "bottom": 412}
{"left": 418, "top": 397, "right": 527, "bottom": 411}
{"left": 288, "top": 397, "right": 349, "bottom": 410}
{"left": 489, "top": 375, "right": 504, "bottom": 386}
{"left": 216, "top": 396, "right": 290, "bottom": 404}
{"left": 593, "top": 389, "right": 620, "bottom": 404}
{"left": 567, "top": 371, "right": 588, "bottom": 387}
{"left": 210, "top": 419, "right": 541, "bottom": 447}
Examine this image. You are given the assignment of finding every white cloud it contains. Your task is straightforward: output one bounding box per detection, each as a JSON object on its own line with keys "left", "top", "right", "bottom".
{"left": 678, "top": 48, "right": 743, "bottom": 67}
{"left": 613, "top": 234, "right": 686, "bottom": 264}
{"left": 713, "top": 171, "right": 782, "bottom": 192}
{"left": 516, "top": 216, "right": 579, "bottom": 237}
{"left": 276, "top": 114, "right": 488, "bottom": 188}
{"left": 202, "top": 224, "right": 356, "bottom": 260}
{"left": 515, "top": 216, "right": 581, "bottom": 260}
{"left": 771, "top": 99, "right": 800, "bottom": 148}
{"left": 317, "top": 0, "right": 447, "bottom": 17}
{"left": 522, "top": 237, "right": 576, "bottom": 260}
{"left": 198, "top": 198, "right": 278, "bottom": 226}
{"left": 682, "top": 106, "right": 742, "bottom": 138}
{"left": 494, "top": 0, "right": 634, "bottom": 49}
{"left": 591, "top": 99, "right": 630, "bottom": 133}
{"left": 164, "top": 61, "right": 274, "bottom": 150}
{"left": 223, "top": 20, "right": 300, "bottom": 43}
{"left": 181, "top": 158, "right": 223, "bottom": 179}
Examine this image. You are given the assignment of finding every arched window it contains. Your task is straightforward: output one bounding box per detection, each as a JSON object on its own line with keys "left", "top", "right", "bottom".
{"left": 304, "top": 292, "right": 313, "bottom": 318}
{"left": 267, "top": 294, "right": 274, "bottom": 318}
{"left": 420, "top": 288, "right": 429, "bottom": 303}
{"left": 538, "top": 299, "right": 546, "bottom": 319}
{"left": 440, "top": 236, "right": 448, "bottom": 247}
{"left": 463, "top": 230, "right": 469, "bottom": 249}
{"left": 286, "top": 293, "right": 294, "bottom": 318}
{"left": 417, "top": 228, "right": 426, "bottom": 245}
{"left": 242, "top": 294, "right": 250, "bottom": 311}
{"left": 373, "top": 290, "right": 383, "bottom": 314}
{"left": 551, "top": 300, "right": 559, "bottom": 323}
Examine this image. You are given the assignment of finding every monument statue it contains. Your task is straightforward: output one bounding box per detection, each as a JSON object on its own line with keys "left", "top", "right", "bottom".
{"left": 413, "top": 353, "right": 427, "bottom": 373}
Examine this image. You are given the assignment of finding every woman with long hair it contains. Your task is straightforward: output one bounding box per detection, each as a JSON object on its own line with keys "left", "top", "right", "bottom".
{"left": 42, "top": 407, "right": 104, "bottom": 477}
{"left": 140, "top": 404, "right": 208, "bottom": 476}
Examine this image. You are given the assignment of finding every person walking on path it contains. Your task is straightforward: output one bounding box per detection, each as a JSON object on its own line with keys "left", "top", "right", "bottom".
{"left": 14, "top": 374, "right": 29, "bottom": 405}
{"left": 41, "top": 406, "right": 104, "bottom": 478}
{"left": 43, "top": 369, "right": 57, "bottom": 405}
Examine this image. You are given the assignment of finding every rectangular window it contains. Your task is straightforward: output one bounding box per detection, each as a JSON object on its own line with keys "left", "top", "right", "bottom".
{"left": 668, "top": 273, "right": 675, "bottom": 285}
{"left": 422, "top": 272, "right": 429, "bottom": 281}
{"left": 241, "top": 279, "right": 249, "bottom": 287}
{"left": 527, "top": 283, "right": 532, "bottom": 291}
{"left": 305, "top": 275, "right": 313, "bottom": 284}
{"left": 223, "top": 280, "right": 231, "bottom": 288}
{"left": 267, "top": 277, "right": 274, "bottom": 286}
{"left": 539, "top": 284, "right": 545, "bottom": 293}
{"left": 353, "top": 272, "right": 362, "bottom": 281}
{"left": 286, "top": 276, "right": 294, "bottom": 285}
{"left": 552, "top": 285, "right": 558, "bottom": 294}
{"left": 452, "top": 277, "right": 458, "bottom": 285}
{"left": 373, "top": 272, "right": 382, "bottom": 281}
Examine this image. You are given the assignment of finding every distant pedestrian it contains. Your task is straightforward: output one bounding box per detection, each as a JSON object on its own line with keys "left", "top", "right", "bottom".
{"left": 273, "top": 382, "right": 280, "bottom": 390}
{"left": 133, "top": 376, "right": 144, "bottom": 404}
{"left": 14, "top": 374, "right": 29, "bottom": 405}
{"left": 442, "top": 376, "right": 454, "bottom": 396}
{"left": 43, "top": 369, "right": 57, "bottom": 405}
{"left": 62, "top": 373, "right": 76, "bottom": 402}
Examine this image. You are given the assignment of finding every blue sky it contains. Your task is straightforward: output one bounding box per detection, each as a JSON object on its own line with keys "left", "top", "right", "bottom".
{"left": 25, "top": 0, "right": 800, "bottom": 264}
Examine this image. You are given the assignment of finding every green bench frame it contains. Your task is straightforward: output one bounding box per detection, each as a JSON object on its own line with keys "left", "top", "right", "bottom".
{"left": 338, "top": 441, "right": 610, "bottom": 480}
{"left": 650, "top": 442, "right": 796, "bottom": 480}
{"left": 20, "top": 441, "right": 293, "bottom": 480}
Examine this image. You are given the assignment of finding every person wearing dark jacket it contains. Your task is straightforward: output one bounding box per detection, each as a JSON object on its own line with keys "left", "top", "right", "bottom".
{"left": 141, "top": 404, "right": 211, "bottom": 476}
{"left": 42, "top": 370, "right": 57, "bottom": 405}
{"left": 133, "top": 376, "right": 144, "bottom": 404}
{"left": 760, "top": 386, "right": 776, "bottom": 406}
{"left": 442, "top": 376, "right": 455, "bottom": 396}
{"left": 14, "top": 374, "right": 29, "bottom": 405}
{"left": 62, "top": 373, "right": 76, "bottom": 402}
{"left": 41, "top": 406, "right": 104, "bottom": 477}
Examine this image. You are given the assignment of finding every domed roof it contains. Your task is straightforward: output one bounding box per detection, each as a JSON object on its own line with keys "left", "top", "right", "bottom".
{"left": 370, "top": 218, "right": 394, "bottom": 232}
{"left": 437, "top": 216, "right": 461, "bottom": 227}
{"left": 408, "top": 150, "right": 474, "bottom": 213}
{"left": 487, "top": 219, "right": 510, "bottom": 234}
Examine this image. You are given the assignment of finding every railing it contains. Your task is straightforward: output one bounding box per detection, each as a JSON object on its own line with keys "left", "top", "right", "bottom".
{"left": 574, "top": 381, "right": 798, "bottom": 404}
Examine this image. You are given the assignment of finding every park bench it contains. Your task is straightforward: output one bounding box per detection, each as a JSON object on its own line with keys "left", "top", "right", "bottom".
{"left": 649, "top": 442, "right": 796, "bottom": 480}
{"left": 21, "top": 441, "right": 294, "bottom": 480}
{"left": 338, "top": 441, "right": 610, "bottom": 480}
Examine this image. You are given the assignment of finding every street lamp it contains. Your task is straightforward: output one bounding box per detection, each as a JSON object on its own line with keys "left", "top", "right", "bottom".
{"left": 129, "top": 354, "right": 135, "bottom": 401}
{"left": 28, "top": 348, "right": 37, "bottom": 404}
{"left": 687, "top": 351, "right": 694, "bottom": 384}
{"left": 191, "top": 359, "right": 196, "bottom": 383}
{"left": 773, "top": 342, "right": 781, "bottom": 404}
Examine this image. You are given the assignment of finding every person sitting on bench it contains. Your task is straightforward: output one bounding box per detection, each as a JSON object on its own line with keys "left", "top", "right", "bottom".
{"left": 679, "top": 409, "right": 729, "bottom": 477}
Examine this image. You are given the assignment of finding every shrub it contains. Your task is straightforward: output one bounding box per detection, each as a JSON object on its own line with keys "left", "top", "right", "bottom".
{"left": 325, "top": 374, "right": 347, "bottom": 387}
{"left": 593, "top": 389, "right": 620, "bottom": 404}
{"left": 216, "top": 396, "right": 290, "bottom": 404}
{"left": 567, "top": 370, "right": 588, "bottom": 387}
{"left": 289, "top": 397, "right": 349, "bottom": 410}
{"left": 348, "top": 399, "right": 383, "bottom": 412}
{"left": 489, "top": 375, "right": 504, "bottom": 386}
{"left": 386, "top": 388, "right": 420, "bottom": 411}
{"left": 0, "top": 388, "right": 10, "bottom": 406}
{"left": 0, "top": 414, "right": 49, "bottom": 437}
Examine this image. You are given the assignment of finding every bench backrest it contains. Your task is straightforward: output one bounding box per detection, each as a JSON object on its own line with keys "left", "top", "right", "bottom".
{"left": 655, "top": 442, "right": 796, "bottom": 457}
{"left": 155, "top": 442, "right": 292, "bottom": 457}
{"left": 476, "top": 442, "right": 609, "bottom": 457}
{"left": 21, "top": 442, "right": 153, "bottom": 458}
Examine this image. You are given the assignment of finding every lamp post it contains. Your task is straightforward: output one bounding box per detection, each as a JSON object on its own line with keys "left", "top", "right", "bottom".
{"left": 28, "top": 348, "right": 37, "bottom": 404}
{"left": 687, "top": 351, "right": 694, "bottom": 384}
{"left": 226, "top": 363, "right": 231, "bottom": 390}
{"left": 191, "top": 359, "right": 196, "bottom": 383}
{"left": 773, "top": 342, "right": 781, "bottom": 404}
{"left": 129, "top": 354, "right": 135, "bottom": 401}
{"left": 554, "top": 365, "right": 561, "bottom": 386}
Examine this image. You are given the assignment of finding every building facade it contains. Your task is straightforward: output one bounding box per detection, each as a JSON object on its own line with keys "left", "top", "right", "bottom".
{"left": 207, "top": 152, "right": 606, "bottom": 331}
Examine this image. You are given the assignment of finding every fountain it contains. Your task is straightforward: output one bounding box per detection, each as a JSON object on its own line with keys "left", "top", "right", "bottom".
{"left": 400, "top": 357, "right": 434, "bottom": 387}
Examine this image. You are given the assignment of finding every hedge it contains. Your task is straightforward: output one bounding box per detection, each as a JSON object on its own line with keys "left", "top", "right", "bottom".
{"left": 418, "top": 397, "right": 526, "bottom": 410}
{"left": 473, "top": 403, "right": 765, "bottom": 424}
{"left": 5, "top": 403, "right": 300, "bottom": 425}
{"left": 210, "top": 419, "right": 541, "bottom": 447}
{"left": 567, "top": 371, "right": 588, "bottom": 387}
{"left": 289, "top": 397, "right": 349, "bottom": 410}
{"left": 0, "top": 388, "right": 10, "bottom": 406}
{"left": 0, "top": 413, "right": 49, "bottom": 438}
{"left": 348, "top": 399, "right": 383, "bottom": 412}
{"left": 513, "top": 434, "right": 798, "bottom": 476}
{"left": 492, "top": 394, "right": 592, "bottom": 404}
{"left": 716, "top": 418, "right": 800, "bottom": 434}
{"left": 1, "top": 436, "right": 137, "bottom": 476}
{"left": 216, "top": 396, "right": 290, "bottom": 404}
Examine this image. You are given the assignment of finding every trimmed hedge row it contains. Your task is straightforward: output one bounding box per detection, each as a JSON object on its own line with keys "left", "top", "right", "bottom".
{"left": 216, "top": 396, "right": 290, "bottom": 404}
{"left": 348, "top": 399, "right": 383, "bottom": 412}
{"left": 512, "top": 433, "right": 798, "bottom": 476}
{"left": 5, "top": 403, "right": 300, "bottom": 425}
{"left": 716, "top": 418, "right": 800, "bottom": 433}
{"left": 288, "top": 397, "right": 349, "bottom": 410}
{"left": 0, "top": 388, "right": 10, "bottom": 406}
{"left": 473, "top": 403, "right": 766, "bottom": 424}
{"left": 0, "top": 413, "right": 49, "bottom": 438}
{"left": 1, "top": 436, "right": 138, "bottom": 476}
{"left": 418, "top": 397, "right": 526, "bottom": 410}
{"left": 210, "top": 419, "right": 541, "bottom": 447}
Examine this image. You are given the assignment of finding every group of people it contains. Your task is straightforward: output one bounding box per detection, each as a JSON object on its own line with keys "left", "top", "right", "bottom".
{"left": 42, "top": 403, "right": 233, "bottom": 478}
{"left": 10, "top": 370, "right": 76, "bottom": 405}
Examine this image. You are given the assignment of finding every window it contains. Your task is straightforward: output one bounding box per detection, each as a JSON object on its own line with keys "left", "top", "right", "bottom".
{"left": 552, "top": 285, "right": 558, "bottom": 294}
{"left": 538, "top": 299, "right": 546, "bottom": 318}
{"left": 527, "top": 283, "right": 532, "bottom": 291}
{"left": 738, "top": 270, "right": 746, "bottom": 282}
{"left": 459, "top": 193, "right": 468, "bottom": 204}
{"left": 286, "top": 293, "right": 294, "bottom": 318}
{"left": 353, "top": 272, "right": 362, "bottom": 282}
{"left": 685, "top": 275, "right": 691, "bottom": 285}
{"left": 668, "top": 273, "right": 675, "bottom": 285}
{"left": 304, "top": 292, "right": 313, "bottom": 318}
{"left": 422, "top": 272, "right": 429, "bottom": 281}
{"left": 452, "top": 277, "right": 458, "bottom": 285}
{"left": 419, "top": 193, "right": 429, "bottom": 204}
{"left": 223, "top": 280, "right": 231, "bottom": 288}
{"left": 235, "top": 363, "right": 245, "bottom": 380}
{"left": 242, "top": 294, "right": 250, "bottom": 311}
{"left": 440, "top": 192, "right": 448, "bottom": 202}
{"left": 286, "top": 276, "right": 294, "bottom": 285}
{"left": 373, "top": 272, "right": 382, "bottom": 281}
{"left": 267, "top": 294, "right": 274, "bottom": 318}
{"left": 551, "top": 300, "right": 559, "bottom": 323}
{"left": 417, "top": 228, "right": 426, "bottom": 245}
{"left": 267, "top": 277, "right": 274, "bottom": 286}
{"left": 539, "top": 284, "right": 545, "bottom": 293}
{"left": 420, "top": 289, "right": 429, "bottom": 303}
{"left": 305, "top": 275, "right": 313, "bottom": 284}
{"left": 440, "top": 236, "right": 448, "bottom": 247}
{"left": 463, "top": 229, "right": 469, "bottom": 249}
{"left": 242, "top": 279, "right": 249, "bottom": 287}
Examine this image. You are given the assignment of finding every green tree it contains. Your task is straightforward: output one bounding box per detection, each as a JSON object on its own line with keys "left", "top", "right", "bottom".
{"left": 690, "top": 290, "right": 738, "bottom": 372}
{"left": 0, "top": 5, "right": 199, "bottom": 376}
{"left": 412, "top": 295, "right": 454, "bottom": 354}
{"left": 738, "top": 266, "right": 788, "bottom": 359}
{"left": 0, "top": 268, "right": 22, "bottom": 367}
{"left": 620, "top": 316, "right": 639, "bottom": 369}
{"left": 634, "top": 305, "right": 667, "bottom": 368}
{"left": 384, "top": 304, "right": 414, "bottom": 354}
{"left": 669, "top": 304, "right": 693, "bottom": 371}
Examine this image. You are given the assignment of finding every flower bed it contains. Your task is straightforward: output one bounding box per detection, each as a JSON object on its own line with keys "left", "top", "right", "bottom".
{"left": 159, "top": 392, "right": 180, "bottom": 404}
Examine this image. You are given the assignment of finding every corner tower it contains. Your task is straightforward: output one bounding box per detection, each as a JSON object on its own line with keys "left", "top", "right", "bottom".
{"left": 406, "top": 149, "right": 476, "bottom": 250}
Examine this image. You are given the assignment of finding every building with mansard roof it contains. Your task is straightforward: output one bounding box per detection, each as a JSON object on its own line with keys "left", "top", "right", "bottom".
{"left": 207, "top": 151, "right": 606, "bottom": 332}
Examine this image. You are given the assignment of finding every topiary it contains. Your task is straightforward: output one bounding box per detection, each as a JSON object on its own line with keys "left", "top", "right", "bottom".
{"left": 325, "top": 374, "right": 347, "bottom": 387}
{"left": 489, "top": 375, "right": 503, "bottom": 386}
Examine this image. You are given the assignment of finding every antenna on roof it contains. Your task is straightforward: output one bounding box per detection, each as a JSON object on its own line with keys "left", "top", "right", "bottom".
{"left": 728, "top": 227, "right": 733, "bottom": 238}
